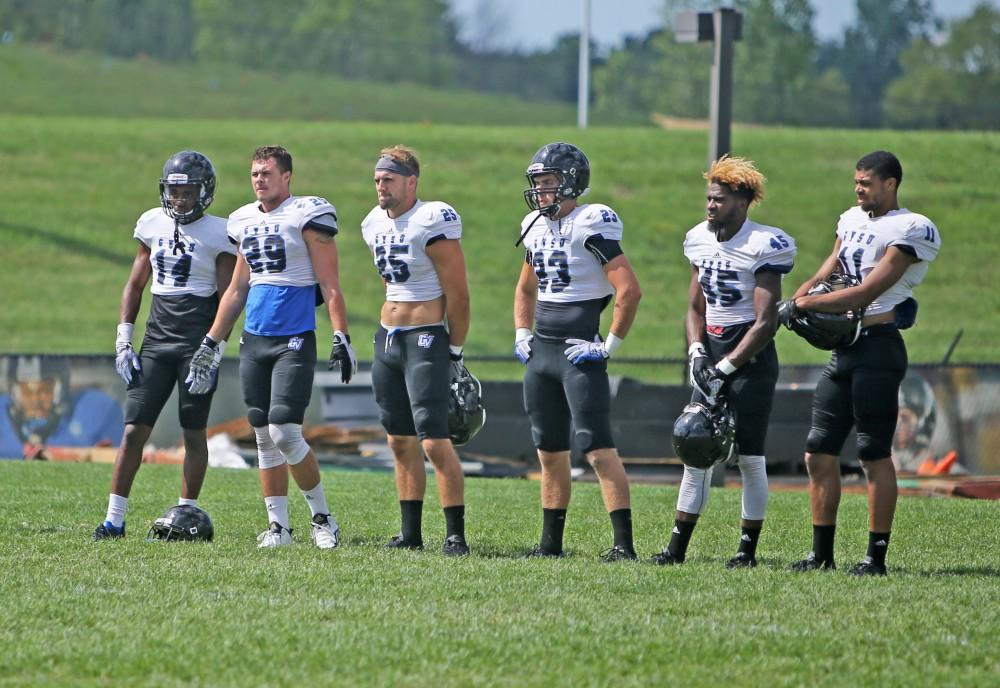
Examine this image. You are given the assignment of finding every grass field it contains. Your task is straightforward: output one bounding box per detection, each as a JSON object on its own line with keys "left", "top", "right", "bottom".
{"left": 1, "top": 114, "right": 997, "bottom": 373}
{"left": 2, "top": 461, "right": 998, "bottom": 686}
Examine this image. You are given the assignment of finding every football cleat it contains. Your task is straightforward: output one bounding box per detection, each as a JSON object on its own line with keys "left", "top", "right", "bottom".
{"left": 848, "top": 557, "right": 887, "bottom": 577}
{"left": 600, "top": 545, "right": 638, "bottom": 562}
{"left": 524, "top": 544, "right": 565, "bottom": 559}
{"left": 725, "top": 552, "right": 758, "bottom": 569}
{"left": 442, "top": 534, "right": 470, "bottom": 557}
{"left": 650, "top": 549, "right": 685, "bottom": 566}
{"left": 92, "top": 521, "right": 125, "bottom": 541}
{"left": 309, "top": 513, "right": 341, "bottom": 550}
{"left": 385, "top": 534, "right": 424, "bottom": 550}
{"left": 256, "top": 522, "right": 293, "bottom": 548}
{"left": 788, "top": 552, "right": 836, "bottom": 572}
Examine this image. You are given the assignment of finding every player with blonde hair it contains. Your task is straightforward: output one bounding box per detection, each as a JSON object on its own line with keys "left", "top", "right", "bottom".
{"left": 652, "top": 155, "right": 796, "bottom": 568}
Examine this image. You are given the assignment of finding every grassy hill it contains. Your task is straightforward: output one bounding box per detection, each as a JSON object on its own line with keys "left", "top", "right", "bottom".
{"left": 0, "top": 43, "right": 608, "bottom": 126}
{"left": 0, "top": 114, "right": 997, "bottom": 373}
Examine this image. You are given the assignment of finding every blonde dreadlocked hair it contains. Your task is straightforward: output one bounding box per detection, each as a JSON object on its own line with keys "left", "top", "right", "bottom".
{"left": 704, "top": 155, "right": 766, "bottom": 205}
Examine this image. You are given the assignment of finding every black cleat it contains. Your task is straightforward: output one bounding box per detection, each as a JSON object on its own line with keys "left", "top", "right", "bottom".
{"left": 848, "top": 557, "right": 887, "bottom": 577}
{"left": 725, "top": 552, "right": 758, "bottom": 569}
{"left": 600, "top": 545, "right": 638, "bottom": 562}
{"left": 524, "top": 544, "right": 564, "bottom": 559}
{"left": 442, "top": 534, "right": 470, "bottom": 556}
{"left": 92, "top": 522, "right": 125, "bottom": 541}
{"left": 650, "top": 548, "right": 684, "bottom": 566}
{"left": 789, "top": 552, "right": 836, "bottom": 572}
{"left": 384, "top": 534, "right": 424, "bottom": 550}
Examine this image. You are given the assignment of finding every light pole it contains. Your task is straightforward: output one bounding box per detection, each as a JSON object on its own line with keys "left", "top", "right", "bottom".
{"left": 578, "top": 0, "right": 591, "bottom": 129}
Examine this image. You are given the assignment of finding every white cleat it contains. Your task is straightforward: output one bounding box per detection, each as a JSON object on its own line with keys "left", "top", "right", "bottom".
{"left": 310, "top": 513, "right": 341, "bottom": 550}
{"left": 257, "top": 522, "right": 293, "bottom": 548}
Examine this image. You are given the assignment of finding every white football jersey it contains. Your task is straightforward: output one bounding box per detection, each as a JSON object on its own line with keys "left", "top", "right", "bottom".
{"left": 227, "top": 195, "right": 337, "bottom": 287}
{"left": 684, "top": 219, "right": 797, "bottom": 327}
{"left": 361, "top": 200, "right": 462, "bottom": 302}
{"left": 835, "top": 206, "right": 939, "bottom": 316}
{"left": 133, "top": 208, "right": 234, "bottom": 297}
{"left": 521, "top": 204, "right": 624, "bottom": 303}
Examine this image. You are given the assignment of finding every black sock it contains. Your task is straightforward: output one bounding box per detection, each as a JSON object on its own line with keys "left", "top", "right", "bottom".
{"left": 400, "top": 500, "right": 423, "bottom": 543}
{"left": 540, "top": 508, "right": 567, "bottom": 554}
{"left": 609, "top": 508, "right": 635, "bottom": 553}
{"left": 738, "top": 526, "right": 761, "bottom": 558}
{"left": 867, "top": 531, "right": 891, "bottom": 566}
{"left": 667, "top": 519, "right": 697, "bottom": 560}
{"left": 812, "top": 524, "right": 836, "bottom": 564}
{"left": 443, "top": 504, "right": 465, "bottom": 540}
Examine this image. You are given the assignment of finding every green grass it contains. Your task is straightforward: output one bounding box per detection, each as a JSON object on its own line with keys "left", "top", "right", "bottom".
{"left": 0, "top": 43, "right": 596, "bottom": 126}
{"left": 1, "top": 462, "right": 999, "bottom": 686}
{"left": 1, "top": 114, "right": 997, "bottom": 374}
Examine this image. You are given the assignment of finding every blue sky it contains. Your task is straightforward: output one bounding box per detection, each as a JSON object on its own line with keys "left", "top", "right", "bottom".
{"left": 449, "top": 0, "right": 998, "bottom": 51}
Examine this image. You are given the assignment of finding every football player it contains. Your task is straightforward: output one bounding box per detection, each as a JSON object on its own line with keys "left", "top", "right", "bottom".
{"left": 361, "top": 145, "right": 471, "bottom": 556}
{"left": 652, "top": 156, "right": 796, "bottom": 568}
{"left": 783, "top": 151, "right": 939, "bottom": 576}
{"left": 513, "top": 142, "right": 642, "bottom": 561}
{"left": 187, "top": 146, "right": 356, "bottom": 549}
{"left": 93, "top": 151, "right": 235, "bottom": 540}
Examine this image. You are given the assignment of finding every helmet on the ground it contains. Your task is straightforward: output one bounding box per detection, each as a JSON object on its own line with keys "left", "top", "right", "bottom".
{"left": 523, "top": 142, "right": 590, "bottom": 217}
{"left": 448, "top": 364, "right": 485, "bottom": 446}
{"left": 159, "top": 150, "right": 217, "bottom": 224}
{"left": 146, "top": 504, "right": 214, "bottom": 542}
{"left": 671, "top": 401, "right": 736, "bottom": 470}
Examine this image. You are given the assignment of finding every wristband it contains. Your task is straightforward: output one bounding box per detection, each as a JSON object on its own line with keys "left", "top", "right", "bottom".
{"left": 717, "top": 357, "right": 739, "bottom": 376}
{"left": 604, "top": 333, "right": 624, "bottom": 357}
{"left": 202, "top": 335, "right": 218, "bottom": 349}
{"left": 116, "top": 322, "right": 134, "bottom": 345}
{"left": 216, "top": 340, "right": 227, "bottom": 357}
{"left": 449, "top": 344, "right": 464, "bottom": 358}
{"left": 515, "top": 328, "right": 533, "bottom": 340}
{"left": 688, "top": 341, "right": 706, "bottom": 358}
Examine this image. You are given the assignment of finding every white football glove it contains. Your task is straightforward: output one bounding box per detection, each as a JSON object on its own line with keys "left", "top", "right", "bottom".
{"left": 514, "top": 328, "right": 533, "bottom": 364}
{"left": 688, "top": 342, "right": 709, "bottom": 388}
{"left": 564, "top": 333, "right": 623, "bottom": 365}
{"left": 186, "top": 337, "right": 225, "bottom": 395}
{"left": 114, "top": 323, "right": 141, "bottom": 385}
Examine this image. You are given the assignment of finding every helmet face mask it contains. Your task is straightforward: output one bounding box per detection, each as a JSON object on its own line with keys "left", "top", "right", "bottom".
{"left": 146, "top": 505, "right": 214, "bottom": 542}
{"left": 448, "top": 365, "right": 486, "bottom": 446}
{"left": 523, "top": 142, "right": 590, "bottom": 218}
{"left": 159, "top": 151, "right": 217, "bottom": 225}
{"left": 671, "top": 402, "right": 737, "bottom": 470}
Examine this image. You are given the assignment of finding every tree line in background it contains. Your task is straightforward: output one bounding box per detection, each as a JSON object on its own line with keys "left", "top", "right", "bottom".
{"left": 1, "top": 0, "right": 997, "bottom": 130}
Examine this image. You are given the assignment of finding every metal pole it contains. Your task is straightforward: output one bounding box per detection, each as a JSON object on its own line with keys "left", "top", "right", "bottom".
{"left": 578, "top": 0, "right": 591, "bottom": 129}
{"left": 708, "top": 8, "right": 737, "bottom": 167}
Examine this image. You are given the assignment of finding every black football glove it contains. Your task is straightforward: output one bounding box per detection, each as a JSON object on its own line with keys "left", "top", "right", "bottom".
{"left": 776, "top": 299, "right": 802, "bottom": 328}
{"left": 329, "top": 331, "right": 357, "bottom": 384}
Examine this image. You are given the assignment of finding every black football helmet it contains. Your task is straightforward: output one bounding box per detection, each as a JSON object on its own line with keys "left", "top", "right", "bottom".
{"left": 783, "top": 273, "right": 865, "bottom": 350}
{"left": 159, "top": 150, "right": 217, "bottom": 225}
{"left": 672, "top": 402, "right": 737, "bottom": 470}
{"left": 523, "top": 142, "right": 591, "bottom": 218}
{"left": 448, "top": 364, "right": 486, "bottom": 446}
{"left": 146, "top": 504, "right": 214, "bottom": 542}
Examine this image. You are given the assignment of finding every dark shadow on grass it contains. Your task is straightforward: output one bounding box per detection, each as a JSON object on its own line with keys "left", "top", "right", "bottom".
{"left": 0, "top": 220, "right": 133, "bottom": 267}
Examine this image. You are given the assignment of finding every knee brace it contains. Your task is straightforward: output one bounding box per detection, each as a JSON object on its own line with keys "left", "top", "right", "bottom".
{"left": 254, "top": 426, "right": 285, "bottom": 470}
{"left": 268, "top": 403, "right": 304, "bottom": 426}
{"left": 268, "top": 422, "right": 310, "bottom": 465}
{"left": 737, "top": 455, "right": 768, "bottom": 521}
{"left": 676, "top": 465, "right": 712, "bottom": 516}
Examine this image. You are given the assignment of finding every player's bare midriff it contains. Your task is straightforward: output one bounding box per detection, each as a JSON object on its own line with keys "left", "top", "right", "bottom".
{"left": 862, "top": 308, "right": 896, "bottom": 328}
{"left": 380, "top": 295, "right": 446, "bottom": 327}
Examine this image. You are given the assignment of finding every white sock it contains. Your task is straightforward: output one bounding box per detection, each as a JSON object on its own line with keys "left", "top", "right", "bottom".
{"left": 105, "top": 494, "right": 128, "bottom": 528}
{"left": 301, "top": 483, "right": 329, "bottom": 518}
{"left": 738, "top": 455, "right": 769, "bottom": 521}
{"left": 264, "top": 496, "right": 289, "bottom": 529}
{"left": 178, "top": 498, "right": 198, "bottom": 507}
